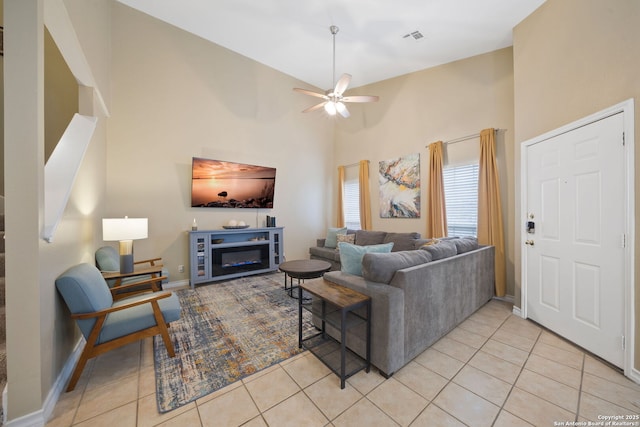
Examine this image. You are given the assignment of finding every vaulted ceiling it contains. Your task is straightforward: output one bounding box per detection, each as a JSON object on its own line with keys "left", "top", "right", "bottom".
{"left": 117, "top": 0, "right": 545, "bottom": 90}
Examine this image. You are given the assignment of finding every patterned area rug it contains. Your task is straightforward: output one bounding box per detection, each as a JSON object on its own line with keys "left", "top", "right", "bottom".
{"left": 154, "top": 272, "right": 314, "bottom": 413}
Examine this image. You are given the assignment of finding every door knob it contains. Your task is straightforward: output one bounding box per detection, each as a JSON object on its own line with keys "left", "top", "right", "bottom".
{"left": 525, "top": 240, "right": 535, "bottom": 246}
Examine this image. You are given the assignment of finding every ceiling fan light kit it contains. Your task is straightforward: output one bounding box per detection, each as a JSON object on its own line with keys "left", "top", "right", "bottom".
{"left": 294, "top": 25, "right": 378, "bottom": 118}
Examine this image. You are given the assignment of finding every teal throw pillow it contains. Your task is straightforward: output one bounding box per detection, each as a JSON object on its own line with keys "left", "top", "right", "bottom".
{"left": 325, "top": 227, "right": 347, "bottom": 249}
{"left": 338, "top": 242, "right": 394, "bottom": 276}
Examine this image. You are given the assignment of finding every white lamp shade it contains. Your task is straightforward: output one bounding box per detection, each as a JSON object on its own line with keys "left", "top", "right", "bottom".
{"left": 102, "top": 217, "right": 148, "bottom": 241}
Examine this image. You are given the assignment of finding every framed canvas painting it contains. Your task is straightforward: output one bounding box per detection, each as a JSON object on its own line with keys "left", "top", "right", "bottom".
{"left": 379, "top": 153, "right": 420, "bottom": 218}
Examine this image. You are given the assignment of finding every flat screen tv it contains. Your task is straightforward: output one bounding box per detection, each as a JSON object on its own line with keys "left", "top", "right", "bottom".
{"left": 191, "top": 157, "right": 276, "bottom": 208}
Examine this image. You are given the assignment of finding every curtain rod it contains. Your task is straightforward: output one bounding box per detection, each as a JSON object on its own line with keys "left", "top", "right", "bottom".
{"left": 342, "top": 160, "right": 370, "bottom": 168}
{"left": 426, "top": 128, "right": 503, "bottom": 147}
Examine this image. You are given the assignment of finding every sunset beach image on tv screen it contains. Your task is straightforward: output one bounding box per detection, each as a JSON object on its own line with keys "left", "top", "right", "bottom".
{"left": 191, "top": 157, "right": 276, "bottom": 209}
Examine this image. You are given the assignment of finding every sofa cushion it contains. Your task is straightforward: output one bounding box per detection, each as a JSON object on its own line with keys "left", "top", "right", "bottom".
{"left": 362, "top": 250, "right": 432, "bottom": 284}
{"left": 325, "top": 227, "right": 347, "bottom": 248}
{"left": 355, "top": 230, "right": 387, "bottom": 246}
{"left": 309, "top": 246, "right": 341, "bottom": 262}
{"left": 421, "top": 240, "right": 457, "bottom": 260}
{"left": 339, "top": 242, "right": 394, "bottom": 276}
{"left": 454, "top": 237, "right": 479, "bottom": 254}
{"left": 383, "top": 232, "right": 422, "bottom": 252}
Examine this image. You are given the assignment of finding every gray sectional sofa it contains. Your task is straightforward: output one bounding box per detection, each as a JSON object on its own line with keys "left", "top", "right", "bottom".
{"left": 310, "top": 232, "right": 495, "bottom": 377}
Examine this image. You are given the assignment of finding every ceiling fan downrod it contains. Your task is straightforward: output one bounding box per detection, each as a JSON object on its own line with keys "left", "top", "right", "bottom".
{"left": 326, "top": 25, "right": 341, "bottom": 115}
{"left": 330, "top": 25, "right": 339, "bottom": 92}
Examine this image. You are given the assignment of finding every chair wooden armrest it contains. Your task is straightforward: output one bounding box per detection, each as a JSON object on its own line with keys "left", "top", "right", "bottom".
{"left": 71, "top": 291, "right": 173, "bottom": 320}
{"left": 110, "top": 275, "right": 167, "bottom": 292}
{"left": 134, "top": 257, "right": 163, "bottom": 266}
{"left": 110, "top": 275, "right": 168, "bottom": 300}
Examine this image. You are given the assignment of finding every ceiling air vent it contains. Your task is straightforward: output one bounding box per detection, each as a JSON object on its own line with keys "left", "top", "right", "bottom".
{"left": 403, "top": 30, "right": 424, "bottom": 41}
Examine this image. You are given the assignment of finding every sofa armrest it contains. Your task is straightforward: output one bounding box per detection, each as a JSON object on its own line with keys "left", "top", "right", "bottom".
{"left": 388, "top": 245, "right": 495, "bottom": 361}
{"left": 321, "top": 271, "right": 405, "bottom": 376}
{"left": 316, "top": 238, "right": 326, "bottom": 247}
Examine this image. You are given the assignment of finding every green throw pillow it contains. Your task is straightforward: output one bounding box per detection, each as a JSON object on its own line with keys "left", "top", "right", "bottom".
{"left": 325, "top": 227, "right": 347, "bottom": 248}
{"left": 338, "top": 242, "right": 394, "bottom": 276}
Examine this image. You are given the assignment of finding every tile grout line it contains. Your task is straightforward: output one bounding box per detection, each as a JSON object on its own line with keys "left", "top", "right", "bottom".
{"left": 413, "top": 307, "right": 513, "bottom": 427}
{"left": 574, "top": 352, "right": 586, "bottom": 424}
{"left": 489, "top": 322, "right": 543, "bottom": 426}
{"left": 463, "top": 308, "right": 519, "bottom": 426}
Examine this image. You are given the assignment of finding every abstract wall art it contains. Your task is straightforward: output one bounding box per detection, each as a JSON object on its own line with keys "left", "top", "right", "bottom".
{"left": 378, "top": 153, "right": 421, "bottom": 218}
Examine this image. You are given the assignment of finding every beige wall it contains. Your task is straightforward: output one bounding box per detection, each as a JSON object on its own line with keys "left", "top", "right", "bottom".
{"left": 107, "top": 3, "right": 334, "bottom": 282}
{"left": 4, "top": 0, "right": 109, "bottom": 421}
{"left": 334, "top": 48, "right": 516, "bottom": 296}
{"left": 44, "top": 27, "right": 79, "bottom": 161}
{"left": 0, "top": 0, "right": 4, "bottom": 196}
{"left": 9, "top": 0, "right": 640, "bottom": 421}
{"left": 513, "top": 0, "right": 640, "bottom": 368}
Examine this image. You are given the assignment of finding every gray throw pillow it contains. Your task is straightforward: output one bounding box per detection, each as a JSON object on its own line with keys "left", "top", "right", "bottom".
{"left": 362, "top": 250, "right": 432, "bottom": 284}
{"left": 421, "top": 240, "right": 457, "bottom": 260}
{"left": 355, "top": 230, "right": 387, "bottom": 246}
{"left": 324, "top": 227, "right": 347, "bottom": 248}
{"left": 454, "top": 237, "right": 479, "bottom": 254}
{"left": 382, "top": 232, "right": 421, "bottom": 252}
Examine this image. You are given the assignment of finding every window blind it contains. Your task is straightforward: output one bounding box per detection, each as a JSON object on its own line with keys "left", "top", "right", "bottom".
{"left": 343, "top": 178, "right": 361, "bottom": 230}
{"left": 443, "top": 164, "right": 479, "bottom": 237}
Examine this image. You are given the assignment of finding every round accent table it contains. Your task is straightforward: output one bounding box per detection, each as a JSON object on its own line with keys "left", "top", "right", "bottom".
{"left": 279, "top": 259, "right": 332, "bottom": 299}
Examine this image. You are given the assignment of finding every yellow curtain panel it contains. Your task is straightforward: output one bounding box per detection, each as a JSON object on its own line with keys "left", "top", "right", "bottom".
{"left": 427, "top": 141, "right": 447, "bottom": 238}
{"left": 337, "top": 166, "right": 345, "bottom": 228}
{"left": 359, "top": 160, "right": 372, "bottom": 230}
{"left": 477, "top": 128, "right": 506, "bottom": 297}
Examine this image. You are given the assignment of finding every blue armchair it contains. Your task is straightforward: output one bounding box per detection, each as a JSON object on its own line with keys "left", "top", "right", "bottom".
{"left": 55, "top": 263, "right": 181, "bottom": 392}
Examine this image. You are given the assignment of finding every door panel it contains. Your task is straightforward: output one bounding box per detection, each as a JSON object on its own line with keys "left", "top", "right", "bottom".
{"left": 539, "top": 255, "right": 560, "bottom": 310}
{"left": 526, "top": 112, "right": 625, "bottom": 367}
{"left": 573, "top": 261, "right": 599, "bottom": 327}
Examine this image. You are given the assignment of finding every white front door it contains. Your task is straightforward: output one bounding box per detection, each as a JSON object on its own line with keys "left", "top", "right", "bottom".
{"left": 525, "top": 112, "right": 626, "bottom": 367}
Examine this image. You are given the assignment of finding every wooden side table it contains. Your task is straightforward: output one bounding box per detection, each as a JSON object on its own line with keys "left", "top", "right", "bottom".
{"left": 298, "top": 278, "right": 371, "bottom": 389}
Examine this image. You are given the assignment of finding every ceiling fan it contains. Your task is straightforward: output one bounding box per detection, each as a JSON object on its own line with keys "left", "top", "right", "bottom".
{"left": 293, "top": 26, "right": 379, "bottom": 118}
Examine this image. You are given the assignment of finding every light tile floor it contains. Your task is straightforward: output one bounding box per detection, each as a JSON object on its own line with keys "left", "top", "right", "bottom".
{"left": 46, "top": 300, "right": 640, "bottom": 426}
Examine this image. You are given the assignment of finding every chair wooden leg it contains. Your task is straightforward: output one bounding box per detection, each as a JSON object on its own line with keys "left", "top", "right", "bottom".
{"left": 66, "top": 351, "right": 90, "bottom": 392}
{"left": 66, "top": 316, "right": 106, "bottom": 392}
{"left": 159, "top": 325, "right": 175, "bottom": 357}
{"left": 151, "top": 301, "right": 176, "bottom": 357}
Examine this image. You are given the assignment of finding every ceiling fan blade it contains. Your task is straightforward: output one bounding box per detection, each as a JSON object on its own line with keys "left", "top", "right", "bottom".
{"left": 336, "top": 102, "right": 350, "bottom": 118}
{"left": 334, "top": 74, "right": 352, "bottom": 96}
{"left": 342, "top": 95, "right": 380, "bottom": 103}
{"left": 302, "top": 102, "right": 327, "bottom": 113}
{"left": 293, "top": 88, "right": 328, "bottom": 99}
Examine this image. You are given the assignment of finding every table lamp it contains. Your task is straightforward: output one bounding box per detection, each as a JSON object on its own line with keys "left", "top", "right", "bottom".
{"left": 102, "top": 217, "right": 148, "bottom": 274}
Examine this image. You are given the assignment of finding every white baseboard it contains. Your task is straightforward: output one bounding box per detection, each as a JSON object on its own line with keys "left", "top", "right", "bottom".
{"left": 494, "top": 294, "right": 515, "bottom": 305}
{"left": 629, "top": 367, "right": 640, "bottom": 385}
{"left": 2, "top": 383, "right": 6, "bottom": 424}
{"left": 164, "top": 279, "right": 190, "bottom": 290}
{"left": 2, "top": 409, "right": 44, "bottom": 427}
{"left": 3, "top": 338, "right": 84, "bottom": 427}
{"left": 512, "top": 306, "right": 523, "bottom": 318}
